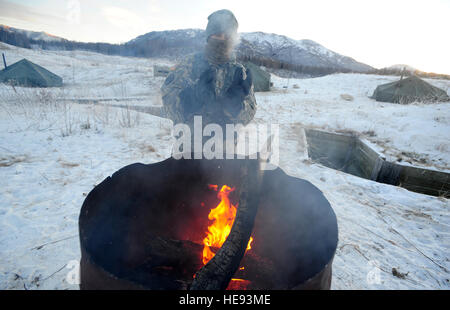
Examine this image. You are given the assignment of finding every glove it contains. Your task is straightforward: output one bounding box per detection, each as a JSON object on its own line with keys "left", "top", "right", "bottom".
{"left": 199, "top": 67, "right": 215, "bottom": 87}
{"left": 231, "top": 66, "right": 252, "bottom": 95}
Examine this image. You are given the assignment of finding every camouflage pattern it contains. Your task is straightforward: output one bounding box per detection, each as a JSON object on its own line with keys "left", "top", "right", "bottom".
{"left": 161, "top": 53, "right": 257, "bottom": 129}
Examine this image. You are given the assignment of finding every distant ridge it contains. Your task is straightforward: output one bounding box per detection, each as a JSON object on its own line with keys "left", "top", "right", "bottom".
{"left": 384, "top": 64, "right": 418, "bottom": 73}
{"left": 0, "top": 24, "right": 66, "bottom": 43}
{"left": 125, "top": 29, "right": 373, "bottom": 72}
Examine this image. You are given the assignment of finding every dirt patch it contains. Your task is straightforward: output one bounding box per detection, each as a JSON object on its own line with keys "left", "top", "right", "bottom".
{"left": 392, "top": 268, "right": 408, "bottom": 279}
{"left": 400, "top": 151, "right": 428, "bottom": 165}
{"left": 138, "top": 143, "right": 156, "bottom": 153}
{"left": 0, "top": 155, "right": 28, "bottom": 167}
{"left": 402, "top": 210, "right": 433, "bottom": 221}
{"left": 340, "top": 94, "right": 354, "bottom": 101}
{"left": 362, "top": 130, "right": 377, "bottom": 137}
{"left": 57, "top": 159, "right": 80, "bottom": 168}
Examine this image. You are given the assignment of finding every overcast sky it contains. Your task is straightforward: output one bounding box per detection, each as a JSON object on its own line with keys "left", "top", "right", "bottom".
{"left": 1, "top": 0, "right": 449, "bottom": 74}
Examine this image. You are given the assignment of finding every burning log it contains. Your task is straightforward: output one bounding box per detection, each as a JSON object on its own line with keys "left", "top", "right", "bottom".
{"left": 235, "top": 251, "right": 279, "bottom": 288}
{"left": 190, "top": 159, "right": 262, "bottom": 290}
{"left": 131, "top": 236, "right": 275, "bottom": 290}
{"left": 137, "top": 237, "right": 204, "bottom": 281}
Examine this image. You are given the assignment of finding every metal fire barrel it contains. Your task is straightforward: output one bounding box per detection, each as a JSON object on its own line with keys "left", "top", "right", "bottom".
{"left": 79, "top": 156, "right": 338, "bottom": 290}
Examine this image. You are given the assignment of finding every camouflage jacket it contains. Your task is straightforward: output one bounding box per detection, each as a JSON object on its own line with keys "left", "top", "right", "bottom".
{"left": 161, "top": 53, "right": 257, "bottom": 128}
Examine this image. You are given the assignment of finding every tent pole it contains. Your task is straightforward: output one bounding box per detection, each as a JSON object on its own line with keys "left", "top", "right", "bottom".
{"left": 2, "top": 53, "right": 6, "bottom": 69}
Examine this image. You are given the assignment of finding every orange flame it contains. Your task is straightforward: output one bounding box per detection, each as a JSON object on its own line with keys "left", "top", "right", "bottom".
{"left": 202, "top": 185, "right": 253, "bottom": 265}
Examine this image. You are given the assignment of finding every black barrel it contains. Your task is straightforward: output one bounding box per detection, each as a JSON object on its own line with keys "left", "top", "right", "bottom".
{"left": 79, "top": 156, "right": 338, "bottom": 290}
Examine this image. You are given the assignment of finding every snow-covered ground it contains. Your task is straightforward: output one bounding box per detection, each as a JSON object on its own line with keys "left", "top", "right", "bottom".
{"left": 0, "top": 42, "right": 449, "bottom": 290}
{"left": 262, "top": 74, "right": 450, "bottom": 172}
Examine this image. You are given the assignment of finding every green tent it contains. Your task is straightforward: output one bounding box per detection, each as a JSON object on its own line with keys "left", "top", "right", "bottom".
{"left": 243, "top": 62, "right": 271, "bottom": 92}
{"left": 371, "top": 75, "right": 449, "bottom": 104}
{"left": 0, "top": 58, "right": 63, "bottom": 87}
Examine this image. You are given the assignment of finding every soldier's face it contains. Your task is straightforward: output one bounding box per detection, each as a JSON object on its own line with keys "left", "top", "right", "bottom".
{"left": 206, "top": 32, "right": 235, "bottom": 62}
{"left": 210, "top": 33, "right": 226, "bottom": 41}
{"left": 207, "top": 33, "right": 233, "bottom": 50}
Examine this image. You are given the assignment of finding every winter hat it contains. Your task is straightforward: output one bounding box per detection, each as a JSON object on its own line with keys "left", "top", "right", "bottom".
{"left": 205, "top": 9, "right": 238, "bottom": 41}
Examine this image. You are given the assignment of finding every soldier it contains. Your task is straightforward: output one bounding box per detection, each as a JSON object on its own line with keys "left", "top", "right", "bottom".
{"left": 161, "top": 9, "right": 257, "bottom": 134}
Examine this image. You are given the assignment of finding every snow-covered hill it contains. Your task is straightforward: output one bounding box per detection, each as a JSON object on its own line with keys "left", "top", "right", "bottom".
{"left": 128, "top": 29, "right": 374, "bottom": 72}
{"left": 384, "top": 64, "right": 418, "bottom": 73}
{"left": 0, "top": 24, "right": 374, "bottom": 72}
{"left": 0, "top": 25, "right": 66, "bottom": 43}
{"left": 240, "top": 32, "right": 373, "bottom": 72}
{"left": 128, "top": 28, "right": 203, "bottom": 44}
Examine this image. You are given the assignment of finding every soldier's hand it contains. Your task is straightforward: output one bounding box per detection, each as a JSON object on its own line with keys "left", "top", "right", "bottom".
{"left": 232, "top": 66, "right": 252, "bottom": 95}
{"left": 199, "top": 68, "right": 215, "bottom": 86}
{"left": 241, "top": 68, "right": 252, "bottom": 94}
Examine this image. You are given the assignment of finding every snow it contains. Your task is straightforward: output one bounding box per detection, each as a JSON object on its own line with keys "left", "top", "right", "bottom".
{"left": 240, "top": 32, "right": 338, "bottom": 58}
{"left": 0, "top": 42, "right": 449, "bottom": 290}
{"left": 263, "top": 73, "right": 450, "bottom": 172}
{"left": 386, "top": 64, "right": 418, "bottom": 72}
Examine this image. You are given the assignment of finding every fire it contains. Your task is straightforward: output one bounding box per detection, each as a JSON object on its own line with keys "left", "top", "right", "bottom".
{"left": 202, "top": 184, "right": 254, "bottom": 265}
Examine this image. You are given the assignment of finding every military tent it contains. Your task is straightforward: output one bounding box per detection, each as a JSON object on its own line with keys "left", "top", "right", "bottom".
{"left": 371, "top": 75, "right": 449, "bottom": 104}
{"left": 0, "top": 58, "right": 63, "bottom": 87}
{"left": 243, "top": 61, "right": 271, "bottom": 92}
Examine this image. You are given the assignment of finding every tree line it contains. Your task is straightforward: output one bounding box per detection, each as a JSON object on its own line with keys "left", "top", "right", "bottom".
{"left": 0, "top": 28, "right": 124, "bottom": 55}
{"left": 1, "top": 28, "right": 354, "bottom": 77}
{"left": 3, "top": 27, "right": 447, "bottom": 80}
{"left": 237, "top": 54, "right": 353, "bottom": 77}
